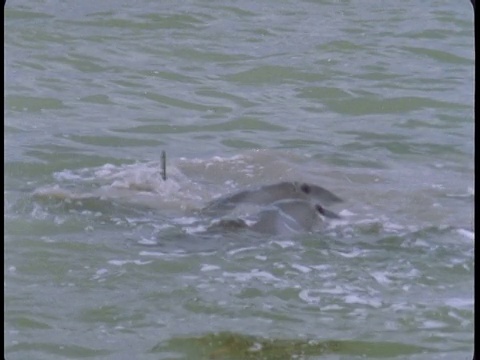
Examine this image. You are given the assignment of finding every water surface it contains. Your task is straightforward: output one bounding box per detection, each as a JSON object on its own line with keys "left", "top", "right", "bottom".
{"left": 4, "top": 1, "right": 474, "bottom": 359}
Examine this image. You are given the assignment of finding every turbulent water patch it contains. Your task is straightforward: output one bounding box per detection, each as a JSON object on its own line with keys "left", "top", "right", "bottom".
{"left": 32, "top": 152, "right": 349, "bottom": 238}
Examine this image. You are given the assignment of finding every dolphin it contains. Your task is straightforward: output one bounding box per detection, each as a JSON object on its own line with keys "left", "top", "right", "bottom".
{"left": 202, "top": 181, "right": 342, "bottom": 215}
{"left": 250, "top": 199, "right": 340, "bottom": 234}
{"left": 207, "top": 198, "right": 340, "bottom": 235}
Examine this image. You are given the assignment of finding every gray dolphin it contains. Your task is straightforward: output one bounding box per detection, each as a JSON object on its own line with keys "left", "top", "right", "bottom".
{"left": 250, "top": 199, "right": 340, "bottom": 234}
{"left": 207, "top": 199, "right": 340, "bottom": 235}
{"left": 202, "top": 181, "right": 342, "bottom": 215}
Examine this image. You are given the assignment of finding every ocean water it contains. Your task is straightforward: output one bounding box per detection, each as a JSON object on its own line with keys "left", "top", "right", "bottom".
{"left": 4, "top": 1, "right": 474, "bottom": 359}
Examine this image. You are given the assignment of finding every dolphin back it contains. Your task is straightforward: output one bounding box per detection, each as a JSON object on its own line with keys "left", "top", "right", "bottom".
{"left": 202, "top": 181, "right": 342, "bottom": 212}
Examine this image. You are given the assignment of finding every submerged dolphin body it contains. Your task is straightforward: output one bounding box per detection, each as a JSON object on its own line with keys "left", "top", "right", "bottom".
{"left": 204, "top": 182, "right": 342, "bottom": 235}
{"left": 202, "top": 181, "right": 342, "bottom": 215}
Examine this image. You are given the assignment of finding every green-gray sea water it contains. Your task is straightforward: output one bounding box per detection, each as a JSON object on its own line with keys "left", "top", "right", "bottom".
{"left": 4, "top": 1, "right": 474, "bottom": 359}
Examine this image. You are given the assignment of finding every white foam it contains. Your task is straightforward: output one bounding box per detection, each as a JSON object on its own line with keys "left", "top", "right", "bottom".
{"left": 227, "top": 246, "right": 259, "bottom": 256}
{"left": 222, "top": 269, "right": 280, "bottom": 283}
{"left": 92, "top": 268, "right": 108, "bottom": 281}
{"left": 247, "top": 342, "right": 263, "bottom": 352}
{"left": 138, "top": 238, "right": 157, "bottom": 246}
{"left": 184, "top": 225, "right": 208, "bottom": 234}
{"left": 339, "top": 209, "right": 355, "bottom": 217}
{"left": 108, "top": 259, "right": 152, "bottom": 266}
{"left": 421, "top": 320, "right": 445, "bottom": 329}
{"left": 383, "top": 221, "right": 406, "bottom": 233}
{"left": 290, "top": 263, "right": 311, "bottom": 274}
{"left": 456, "top": 228, "right": 474, "bottom": 241}
{"left": 272, "top": 240, "right": 296, "bottom": 249}
{"left": 370, "top": 271, "right": 392, "bottom": 285}
{"left": 298, "top": 289, "right": 320, "bottom": 304}
{"left": 53, "top": 169, "right": 94, "bottom": 181}
{"left": 333, "top": 249, "right": 366, "bottom": 258}
{"left": 344, "top": 294, "right": 382, "bottom": 308}
{"left": 310, "top": 264, "right": 331, "bottom": 271}
{"left": 200, "top": 264, "right": 220, "bottom": 272}
{"left": 412, "top": 239, "right": 430, "bottom": 247}
{"left": 93, "top": 163, "right": 116, "bottom": 176}
{"left": 320, "top": 286, "right": 345, "bottom": 295}
{"left": 139, "top": 250, "right": 186, "bottom": 258}
{"left": 444, "top": 298, "right": 473, "bottom": 309}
